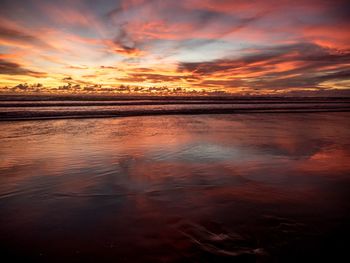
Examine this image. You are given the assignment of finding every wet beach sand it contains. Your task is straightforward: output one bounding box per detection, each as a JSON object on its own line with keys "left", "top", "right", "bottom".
{"left": 0, "top": 107, "right": 350, "bottom": 262}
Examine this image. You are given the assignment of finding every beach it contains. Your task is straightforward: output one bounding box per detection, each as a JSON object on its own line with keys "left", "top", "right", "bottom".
{"left": 1, "top": 112, "right": 349, "bottom": 262}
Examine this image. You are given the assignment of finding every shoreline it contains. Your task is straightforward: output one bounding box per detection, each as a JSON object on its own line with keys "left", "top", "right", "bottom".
{"left": 1, "top": 94, "right": 350, "bottom": 101}
{"left": 1, "top": 107, "right": 349, "bottom": 122}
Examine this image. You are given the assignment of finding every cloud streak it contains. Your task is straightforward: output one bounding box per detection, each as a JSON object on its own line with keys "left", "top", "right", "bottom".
{"left": 178, "top": 42, "right": 350, "bottom": 90}
{"left": 0, "top": 23, "right": 50, "bottom": 49}
{"left": 0, "top": 59, "right": 46, "bottom": 77}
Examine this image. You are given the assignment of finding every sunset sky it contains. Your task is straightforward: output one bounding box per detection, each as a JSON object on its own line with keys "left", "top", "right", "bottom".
{"left": 0, "top": 0, "right": 349, "bottom": 94}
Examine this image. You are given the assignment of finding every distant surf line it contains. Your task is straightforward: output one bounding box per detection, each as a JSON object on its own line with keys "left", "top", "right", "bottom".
{"left": 1, "top": 107, "right": 350, "bottom": 121}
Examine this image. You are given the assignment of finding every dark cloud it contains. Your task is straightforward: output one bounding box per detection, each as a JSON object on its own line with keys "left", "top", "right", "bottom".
{"left": 100, "top": 65, "right": 118, "bottom": 69}
{"left": 117, "top": 72, "right": 198, "bottom": 83}
{"left": 190, "top": 8, "right": 266, "bottom": 36}
{"left": 0, "top": 24, "right": 50, "bottom": 48}
{"left": 186, "top": 43, "right": 350, "bottom": 69}
{"left": 0, "top": 58, "right": 46, "bottom": 77}
{"left": 258, "top": 69, "right": 350, "bottom": 89}
{"left": 62, "top": 76, "right": 95, "bottom": 86}
{"left": 113, "top": 25, "right": 136, "bottom": 49}
{"left": 110, "top": 25, "right": 145, "bottom": 56}
{"left": 178, "top": 42, "right": 350, "bottom": 89}
{"left": 318, "top": 69, "right": 350, "bottom": 81}
{"left": 129, "top": 73, "right": 180, "bottom": 82}
{"left": 62, "top": 76, "right": 73, "bottom": 81}
{"left": 66, "top": 65, "right": 88, "bottom": 69}
{"left": 104, "top": 0, "right": 266, "bottom": 58}
{"left": 82, "top": 74, "right": 98, "bottom": 78}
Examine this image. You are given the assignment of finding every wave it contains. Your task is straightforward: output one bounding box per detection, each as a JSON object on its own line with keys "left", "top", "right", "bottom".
{"left": 1, "top": 99, "right": 350, "bottom": 107}
{"left": 1, "top": 104, "right": 350, "bottom": 121}
{"left": 1, "top": 97, "right": 349, "bottom": 120}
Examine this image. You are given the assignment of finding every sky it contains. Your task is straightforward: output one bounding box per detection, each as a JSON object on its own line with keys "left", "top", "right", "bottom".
{"left": 0, "top": 0, "right": 349, "bottom": 95}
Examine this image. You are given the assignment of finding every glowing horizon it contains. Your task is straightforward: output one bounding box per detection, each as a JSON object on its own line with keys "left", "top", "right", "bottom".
{"left": 0, "top": 0, "right": 349, "bottom": 95}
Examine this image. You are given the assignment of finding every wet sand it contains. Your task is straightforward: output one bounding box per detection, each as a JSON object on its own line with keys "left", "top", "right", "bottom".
{"left": 0, "top": 113, "right": 350, "bottom": 262}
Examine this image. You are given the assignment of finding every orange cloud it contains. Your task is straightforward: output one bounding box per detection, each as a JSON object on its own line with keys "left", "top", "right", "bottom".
{"left": 113, "top": 47, "right": 145, "bottom": 57}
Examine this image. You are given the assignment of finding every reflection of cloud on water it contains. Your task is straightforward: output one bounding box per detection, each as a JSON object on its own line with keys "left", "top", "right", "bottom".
{"left": 149, "top": 142, "right": 246, "bottom": 162}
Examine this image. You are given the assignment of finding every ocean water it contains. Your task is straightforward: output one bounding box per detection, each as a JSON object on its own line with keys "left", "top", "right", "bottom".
{"left": 0, "top": 112, "right": 349, "bottom": 262}
{"left": 0, "top": 97, "right": 349, "bottom": 120}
